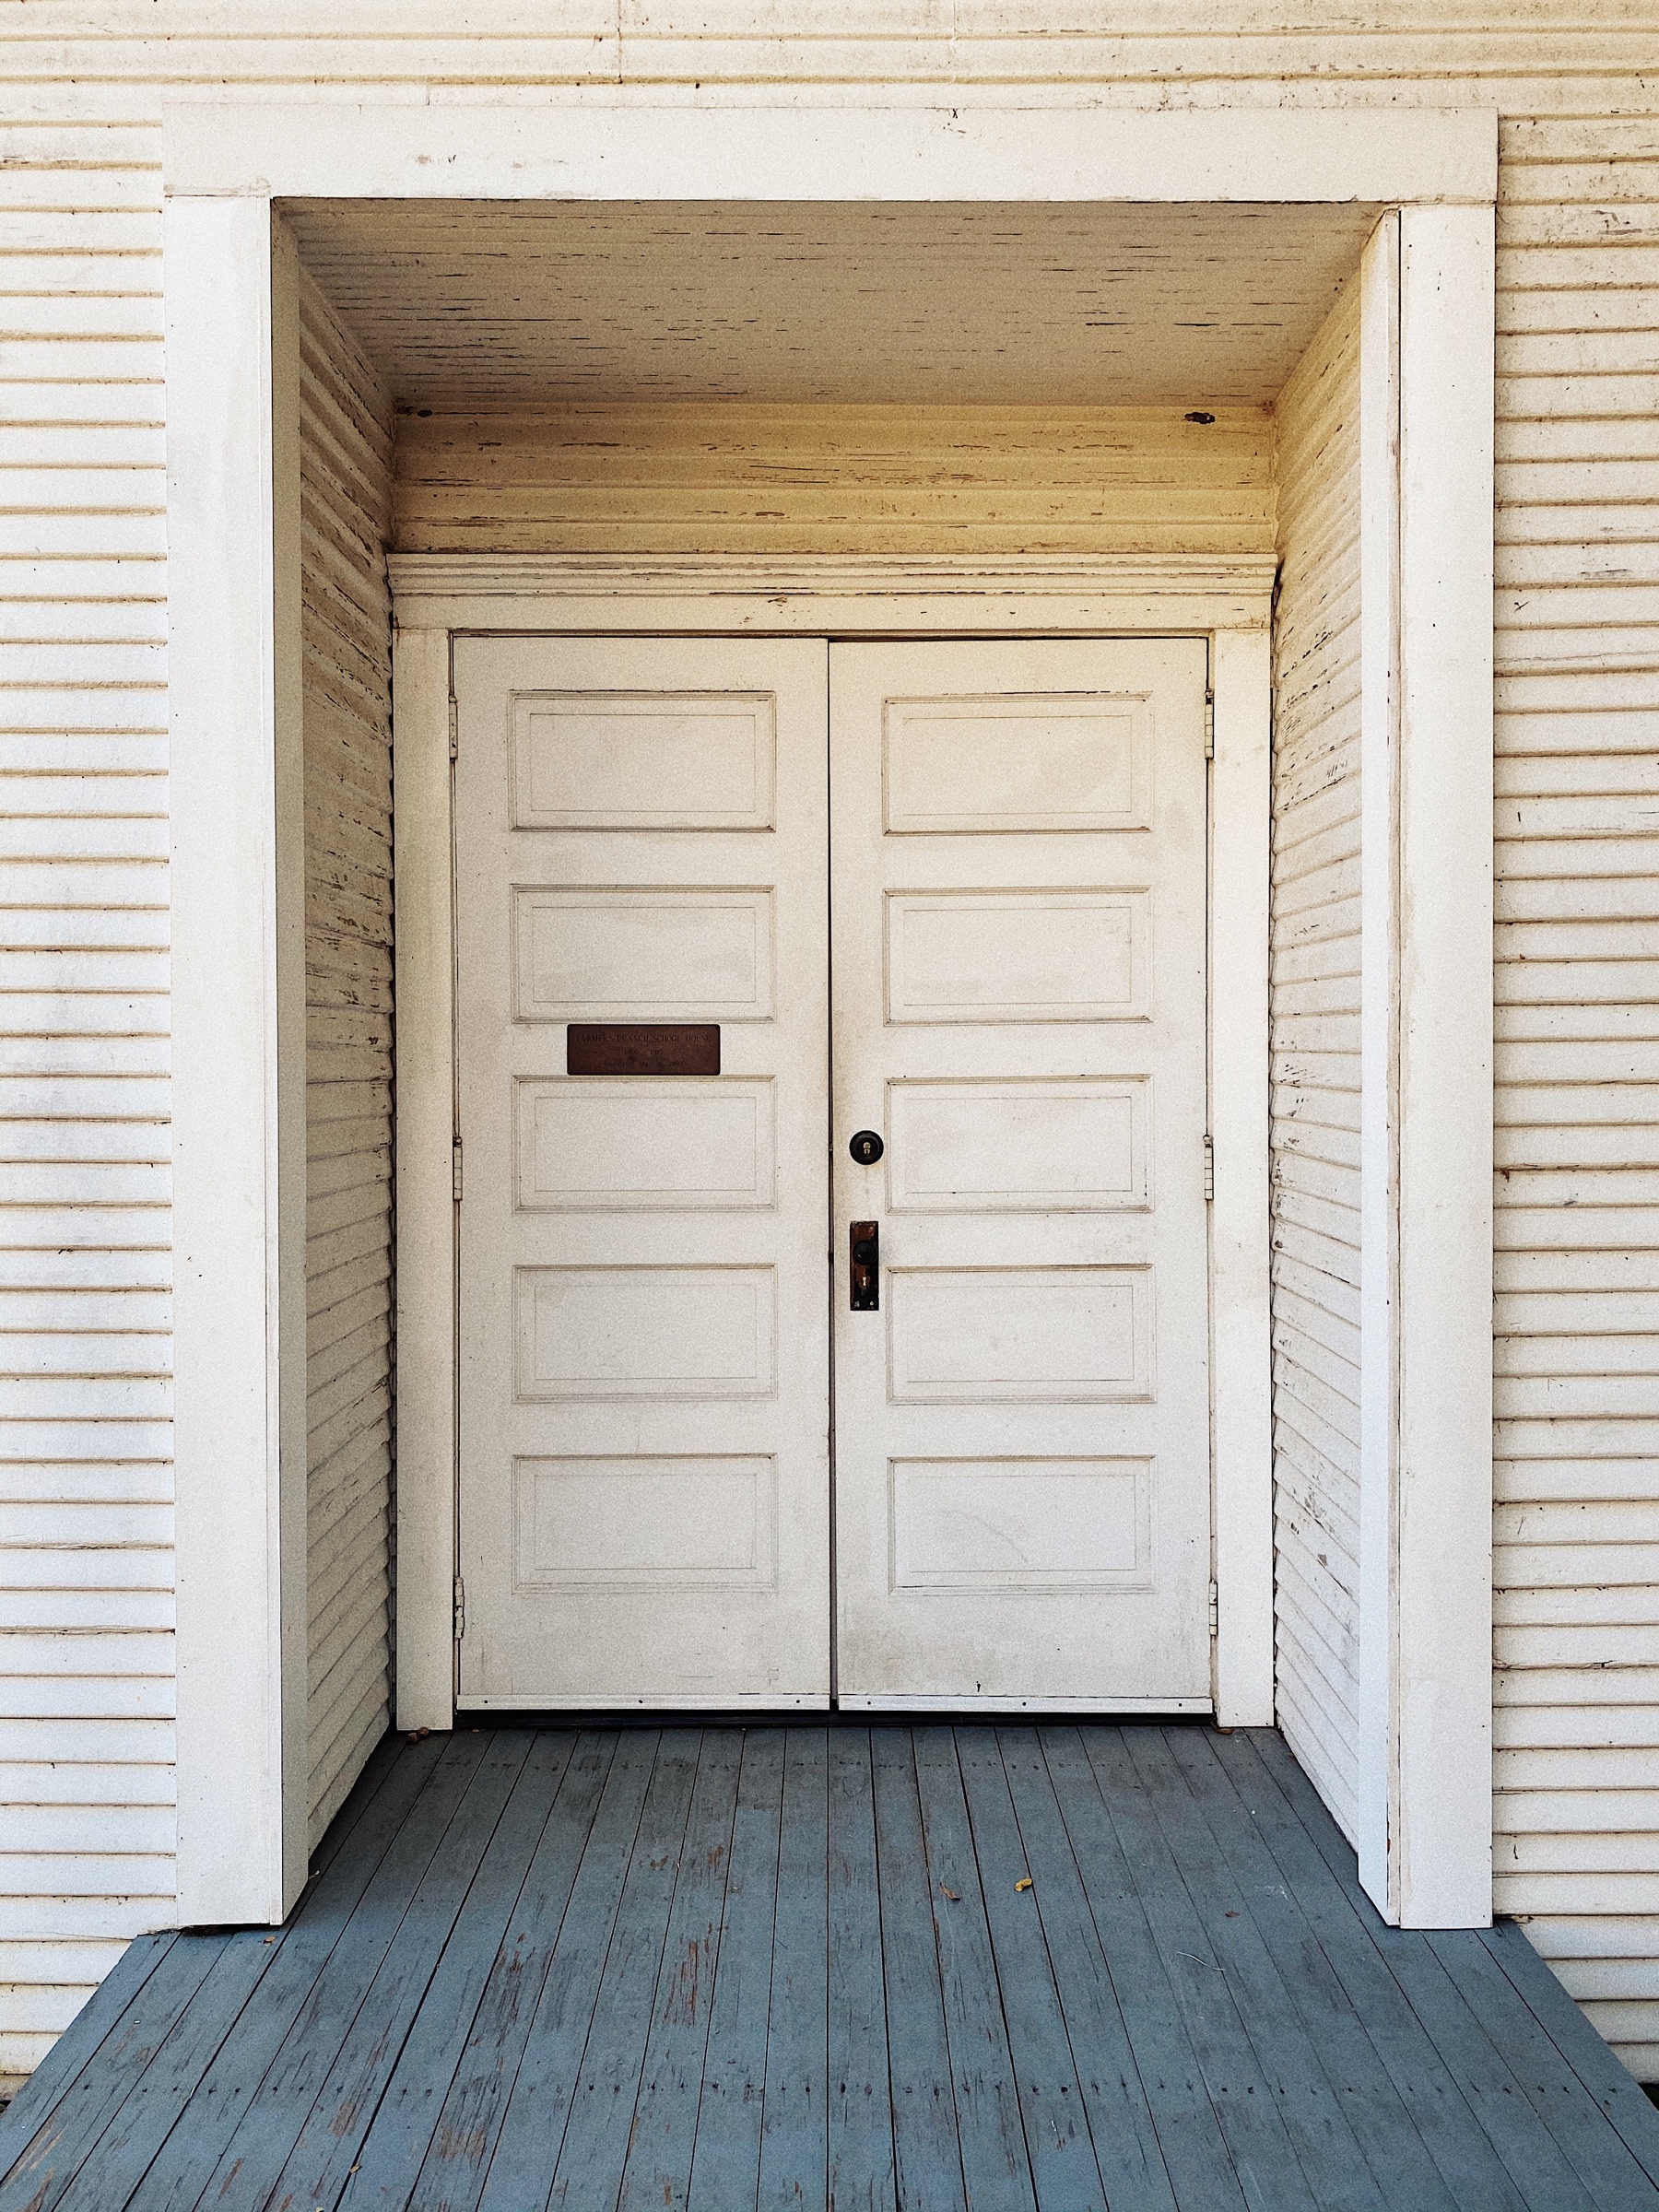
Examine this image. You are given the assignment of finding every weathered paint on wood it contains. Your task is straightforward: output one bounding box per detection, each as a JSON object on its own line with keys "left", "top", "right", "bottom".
{"left": 394, "top": 401, "right": 1276, "bottom": 559}
{"left": 1, "top": 10, "right": 1658, "bottom": 2081}
{"left": 299, "top": 258, "right": 396, "bottom": 1852}
{"left": 1268, "top": 276, "right": 1364, "bottom": 1853}
{"left": 2, "top": 1723, "right": 1656, "bottom": 2212}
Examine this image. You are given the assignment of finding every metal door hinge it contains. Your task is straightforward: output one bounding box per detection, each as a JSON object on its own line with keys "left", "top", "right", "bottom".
{"left": 453, "top": 1137, "right": 464, "bottom": 1203}
{"left": 1208, "top": 1580, "right": 1220, "bottom": 1636}
{"left": 453, "top": 1575, "right": 466, "bottom": 1641}
{"left": 1203, "top": 1134, "right": 1214, "bottom": 1201}
{"left": 448, "top": 697, "right": 459, "bottom": 760}
{"left": 1204, "top": 692, "right": 1215, "bottom": 759}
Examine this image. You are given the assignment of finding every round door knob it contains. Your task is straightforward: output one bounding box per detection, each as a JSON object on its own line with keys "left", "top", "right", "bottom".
{"left": 849, "top": 1129, "right": 884, "bottom": 1166}
{"left": 852, "top": 1238, "right": 877, "bottom": 1265}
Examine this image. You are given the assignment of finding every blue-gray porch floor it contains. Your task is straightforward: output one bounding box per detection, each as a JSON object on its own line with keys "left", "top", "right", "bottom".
{"left": 3, "top": 1721, "right": 1659, "bottom": 2211}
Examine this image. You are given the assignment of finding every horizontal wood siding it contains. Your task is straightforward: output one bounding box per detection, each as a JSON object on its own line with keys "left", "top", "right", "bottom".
{"left": 1493, "top": 112, "right": 1659, "bottom": 2082}
{"left": 1269, "top": 284, "right": 1364, "bottom": 1848}
{"left": 300, "top": 269, "right": 395, "bottom": 1852}
{"left": 0, "top": 17, "right": 1657, "bottom": 2088}
{"left": 394, "top": 403, "right": 1274, "bottom": 558}
{"left": 0, "top": 111, "right": 172, "bottom": 2076}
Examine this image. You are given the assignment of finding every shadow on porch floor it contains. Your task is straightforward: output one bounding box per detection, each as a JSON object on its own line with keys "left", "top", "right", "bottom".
{"left": 3, "top": 1722, "right": 1658, "bottom": 2210}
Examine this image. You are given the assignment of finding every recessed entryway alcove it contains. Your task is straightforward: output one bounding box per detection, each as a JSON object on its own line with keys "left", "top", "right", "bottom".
{"left": 163, "top": 100, "right": 1492, "bottom": 1936}
{"left": 277, "top": 187, "right": 1355, "bottom": 1843}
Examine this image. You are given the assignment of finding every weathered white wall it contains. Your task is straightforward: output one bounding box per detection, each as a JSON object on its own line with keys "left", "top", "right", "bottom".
{"left": 0, "top": 110, "right": 172, "bottom": 2077}
{"left": 2, "top": 5, "right": 1659, "bottom": 2081}
{"left": 1491, "top": 114, "right": 1659, "bottom": 2080}
{"left": 1268, "top": 281, "right": 1363, "bottom": 1848}
{"left": 298, "top": 269, "right": 395, "bottom": 1853}
{"left": 393, "top": 403, "right": 1274, "bottom": 557}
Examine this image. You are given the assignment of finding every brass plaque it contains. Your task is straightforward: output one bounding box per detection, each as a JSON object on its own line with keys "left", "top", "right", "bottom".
{"left": 565, "top": 1023, "right": 721, "bottom": 1077}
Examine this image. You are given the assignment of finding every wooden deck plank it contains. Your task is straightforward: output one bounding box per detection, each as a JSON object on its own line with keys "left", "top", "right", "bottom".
{"left": 825, "top": 1727, "right": 896, "bottom": 2212}
{"left": 332, "top": 1731, "right": 577, "bottom": 2212}
{"left": 188, "top": 1733, "right": 493, "bottom": 2212}
{"left": 686, "top": 1728, "right": 783, "bottom": 2212}
{"left": 912, "top": 1729, "right": 1039, "bottom": 2212}
{"left": 472, "top": 1729, "right": 658, "bottom": 2212}
{"left": 949, "top": 1728, "right": 1102, "bottom": 2212}
{"left": 995, "top": 1729, "right": 1190, "bottom": 2212}
{"left": 1243, "top": 1729, "right": 1604, "bottom": 2212}
{"left": 1425, "top": 1927, "right": 1659, "bottom": 2210}
{"left": 1126, "top": 1728, "right": 1394, "bottom": 2210}
{"left": 617, "top": 1731, "right": 744, "bottom": 2212}
{"left": 871, "top": 1728, "right": 967, "bottom": 2212}
{"left": 1201, "top": 1729, "right": 1528, "bottom": 2212}
{"left": 257, "top": 1730, "right": 537, "bottom": 2212}
{"left": 406, "top": 1731, "right": 617, "bottom": 2212}
{"left": 1159, "top": 1734, "right": 1460, "bottom": 2203}
{"left": 546, "top": 1729, "right": 704, "bottom": 2210}
{"left": 29, "top": 1716, "right": 418, "bottom": 2203}
{"left": 0, "top": 1935, "right": 177, "bottom": 2172}
{"left": 52, "top": 1931, "right": 291, "bottom": 2212}
{"left": 757, "top": 1726, "right": 830, "bottom": 2212}
{"left": 6, "top": 1723, "right": 1659, "bottom": 2212}
{"left": 123, "top": 1733, "right": 453, "bottom": 2212}
{"left": 1033, "top": 1724, "right": 1279, "bottom": 2212}
{"left": 1065, "top": 1727, "right": 1324, "bottom": 2212}
{"left": 1478, "top": 1919, "right": 1659, "bottom": 2188}
{"left": 1126, "top": 1728, "right": 1404, "bottom": 2212}
{"left": 0, "top": 1936, "right": 229, "bottom": 2212}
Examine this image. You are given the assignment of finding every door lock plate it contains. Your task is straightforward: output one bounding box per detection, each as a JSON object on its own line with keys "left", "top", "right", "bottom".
{"left": 849, "top": 1220, "right": 879, "bottom": 1310}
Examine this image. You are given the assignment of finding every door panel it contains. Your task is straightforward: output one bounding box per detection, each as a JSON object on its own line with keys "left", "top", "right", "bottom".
{"left": 453, "top": 636, "right": 830, "bottom": 1707}
{"left": 830, "top": 639, "right": 1212, "bottom": 1706}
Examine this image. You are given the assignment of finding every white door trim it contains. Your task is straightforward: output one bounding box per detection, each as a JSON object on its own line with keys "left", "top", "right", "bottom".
{"left": 163, "top": 93, "right": 1493, "bottom": 1927}
{"left": 388, "top": 552, "right": 1277, "bottom": 1742}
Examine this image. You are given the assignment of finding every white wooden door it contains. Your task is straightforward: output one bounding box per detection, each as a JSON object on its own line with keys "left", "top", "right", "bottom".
{"left": 453, "top": 636, "right": 831, "bottom": 1707}
{"left": 830, "top": 639, "right": 1213, "bottom": 1707}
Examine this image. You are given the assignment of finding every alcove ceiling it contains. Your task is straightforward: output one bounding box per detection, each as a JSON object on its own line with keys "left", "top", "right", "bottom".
{"left": 284, "top": 198, "right": 1378, "bottom": 409}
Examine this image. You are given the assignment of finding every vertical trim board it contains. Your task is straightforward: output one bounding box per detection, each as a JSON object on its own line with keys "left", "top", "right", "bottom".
{"left": 168, "top": 196, "right": 304, "bottom": 1926}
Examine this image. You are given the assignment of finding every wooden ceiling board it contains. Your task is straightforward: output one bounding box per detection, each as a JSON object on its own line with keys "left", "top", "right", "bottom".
{"left": 284, "top": 199, "right": 1376, "bottom": 406}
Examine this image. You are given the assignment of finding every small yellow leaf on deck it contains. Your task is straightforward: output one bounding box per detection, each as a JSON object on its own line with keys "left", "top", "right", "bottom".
{"left": 939, "top": 1883, "right": 960, "bottom": 1901}
{"left": 1015, "top": 1877, "right": 1033, "bottom": 1892}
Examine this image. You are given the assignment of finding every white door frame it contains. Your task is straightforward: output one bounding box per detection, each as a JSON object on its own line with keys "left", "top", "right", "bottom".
{"left": 162, "top": 97, "right": 1495, "bottom": 1928}
{"left": 391, "top": 561, "right": 1276, "bottom": 1735}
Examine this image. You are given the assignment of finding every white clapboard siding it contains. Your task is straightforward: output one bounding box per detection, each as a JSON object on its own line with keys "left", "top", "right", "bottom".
{"left": 0, "top": 106, "right": 173, "bottom": 2077}
{"left": 1493, "top": 110, "right": 1659, "bottom": 2079}
{"left": 394, "top": 404, "right": 1275, "bottom": 558}
{"left": 0, "top": 22, "right": 1655, "bottom": 2093}
{"left": 299, "top": 268, "right": 395, "bottom": 1853}
{"left": 1268, "top": 280, "right": 1363, "bottom": 1849}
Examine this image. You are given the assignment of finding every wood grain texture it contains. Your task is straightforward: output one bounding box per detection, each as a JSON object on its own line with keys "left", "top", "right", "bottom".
{"left": 299, "top": 264, "right": 396, "bottom": 1850}
{"left": 4, "top": 1724, "right": 1655, "bottom": 2211}
{"left": 394, "top": 403, "right": 1275, "bottom": 559}
{"left": 1487, "top": 112, "right": 1659, "bottom": 2072}
{"left": 2, "top": 28, "right": 1659, "bottom": 2087}
{"left": 1269, "top": 278, "right": 1365, "bottom": 1850}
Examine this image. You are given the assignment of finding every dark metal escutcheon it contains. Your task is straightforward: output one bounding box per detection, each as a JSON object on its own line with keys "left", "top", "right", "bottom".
{"left": 848, "top": 1129, "right": 884, "bottom": 1166}
{"left": 849, "top": 1220, "right": 879, "bottom": 1311}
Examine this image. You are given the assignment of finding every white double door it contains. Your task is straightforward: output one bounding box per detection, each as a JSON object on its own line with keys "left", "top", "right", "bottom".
{"left": 454, "top": 632, "right": 1211, "bottom": 1710}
